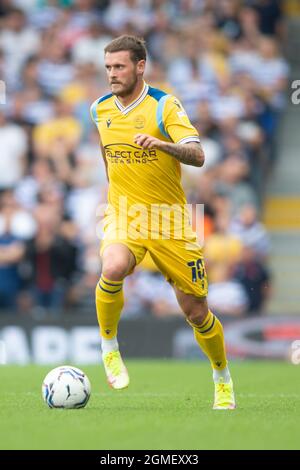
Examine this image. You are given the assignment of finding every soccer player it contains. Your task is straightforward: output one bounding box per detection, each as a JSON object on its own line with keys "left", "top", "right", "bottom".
{"left": 90, "top": 35, "right": 235, "bottom": 409}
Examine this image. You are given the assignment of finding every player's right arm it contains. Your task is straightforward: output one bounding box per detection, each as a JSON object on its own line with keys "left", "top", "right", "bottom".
{"left": 90, "top": 98, "right": 109, "bottom": 182}
{"left": 99, "top": 137, "right": 109, "bottom": 182}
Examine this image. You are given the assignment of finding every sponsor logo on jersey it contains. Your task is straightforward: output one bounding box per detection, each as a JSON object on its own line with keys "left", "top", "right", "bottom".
{"left": 104, "top": 143, "right": 158, "bottom": 164}
{"left": 134, "top": 115, "right": 146, "bottom": 129}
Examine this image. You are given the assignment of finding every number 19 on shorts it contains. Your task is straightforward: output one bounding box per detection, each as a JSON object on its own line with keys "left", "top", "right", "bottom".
{"left": 187, "top": 259, "right": 205, "bottom": 283}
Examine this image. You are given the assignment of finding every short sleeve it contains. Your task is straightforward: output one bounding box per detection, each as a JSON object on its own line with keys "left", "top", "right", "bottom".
{"left": 90, "top": 99, "right": 99, "bottom": 125}
{"left": 162, "top": 96, "right": 200, "bottom": 144}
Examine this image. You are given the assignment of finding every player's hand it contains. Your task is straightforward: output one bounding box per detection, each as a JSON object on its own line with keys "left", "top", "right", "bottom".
{"left": 134, "top": 133, "right": 163, "bottom": 149}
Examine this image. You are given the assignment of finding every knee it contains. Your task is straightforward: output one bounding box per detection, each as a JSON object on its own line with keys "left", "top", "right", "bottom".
{"left": 183, "top": 301, "right": 209, "bottom": 327}
{"left": 101, "top": 244, "right": 135, "bottom": 281}
{"left": 101, "top": 259, "right": 128, "bottom": 281}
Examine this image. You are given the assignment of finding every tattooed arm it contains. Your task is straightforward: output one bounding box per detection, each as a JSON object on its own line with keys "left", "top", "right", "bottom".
{"left": 158, "top": 141, "right": 205, "bottom": 167}
{"left": 134, "top": 134, "right": 205, "bottom": 167}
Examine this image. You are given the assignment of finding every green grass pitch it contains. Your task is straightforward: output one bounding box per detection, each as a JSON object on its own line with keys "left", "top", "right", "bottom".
{"left": 0, "top": 360, "right": 299, "bottom": 450}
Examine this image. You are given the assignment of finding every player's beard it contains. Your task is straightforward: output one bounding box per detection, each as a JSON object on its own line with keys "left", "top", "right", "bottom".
{"left": 111, "top": 74, "right": 138, "bottom": 98}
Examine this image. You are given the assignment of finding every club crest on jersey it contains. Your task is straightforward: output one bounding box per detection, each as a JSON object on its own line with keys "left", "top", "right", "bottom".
{"left": 134, "top": 115, "right": 146, "bottom": 129}
{"left": 106, "top": 118, "right": 112, "bottom": 128}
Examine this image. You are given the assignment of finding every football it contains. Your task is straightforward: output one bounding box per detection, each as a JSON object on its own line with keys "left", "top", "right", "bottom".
{"left": 42, "top": 365, "right": 91, "bottom": 409}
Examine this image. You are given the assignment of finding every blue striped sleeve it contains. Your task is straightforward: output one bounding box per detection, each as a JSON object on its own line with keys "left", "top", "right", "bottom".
{"left": 90, "top": 93, "right": 113, "bottom": 124}
{"left": 156, "top": 94, "right": 171, "bottom": 139}
{"left": 90, "top": 99, "right": 99, "bottom": 124}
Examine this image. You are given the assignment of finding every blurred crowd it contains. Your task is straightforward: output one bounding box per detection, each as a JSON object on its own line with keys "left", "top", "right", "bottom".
{"left": 0, "top": 0, "right": 289, "bottom": 317}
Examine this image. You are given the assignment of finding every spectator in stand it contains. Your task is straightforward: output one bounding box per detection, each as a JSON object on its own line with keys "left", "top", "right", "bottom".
{"left": 15, "top": 158, "right": 58, "bottom": 210}
{"left": 33, "top": 96, "right": 81, "bottom": 160}
{"left": 0, "top": 190, "right": 36, "bottom": 311}
{"left": 12, "top": 56, "right": 54, "bottom": 126}
{"left": 71, "top": 20, "right": 113, "bottom": 72}
{"left": 252, "top": 0, "right": 284, "bottom": 36}
{"left": 0, "top": 7, "right": 40, "bottom": 89}
{"left": 216, "top": 0, "right": 242, "bottom": 40}
{"left": 230, "top": 204, "right": 270, "bottom": 258}
{"left": 0, "top": 110, "right": 28, "bottom": 190}
{"left": 215, "top": 153, "right": 259, "bottom": 215}
{"left": 37, "top": 30, "right": 75, "bottom": 96}
{"left": 208, "top": 264, "right": 249, "bottom": 316}
{"left": 233, "top": 244, "right": 271, "bottom": 315}
{"left": 204, "top": 210, "right": 243, "bottom": 281}
{"left": 24, "top": 200, "right": 78, "bottom": 314}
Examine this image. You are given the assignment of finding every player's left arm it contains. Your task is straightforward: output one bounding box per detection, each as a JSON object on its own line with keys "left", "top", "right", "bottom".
{"left": 135, "top": 95, "right": 205, "bottom": 167}
{"left": 134, "top": 134, "right": 205, "bottom": 167}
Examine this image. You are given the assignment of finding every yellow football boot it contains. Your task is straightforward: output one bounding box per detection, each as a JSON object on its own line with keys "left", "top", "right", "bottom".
{"left": 102, "top": 350, "right": 129, "bottom": 390}
{"left": 213, "top": 378, "right": 236, "bottom": 410}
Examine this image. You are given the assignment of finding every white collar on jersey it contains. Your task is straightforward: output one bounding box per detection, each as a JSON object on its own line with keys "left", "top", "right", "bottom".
{"left": 114, "top": 82, "right": 149, "bottom": 115}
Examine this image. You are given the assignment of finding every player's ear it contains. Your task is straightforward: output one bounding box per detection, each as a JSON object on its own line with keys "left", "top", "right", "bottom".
{"left": 136, "top": 60, "right": 146, "bottom": 75}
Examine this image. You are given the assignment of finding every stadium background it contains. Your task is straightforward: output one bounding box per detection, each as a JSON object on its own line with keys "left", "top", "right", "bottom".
{"left": 0, "top": 0, "right": 300, "bottom": 364}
